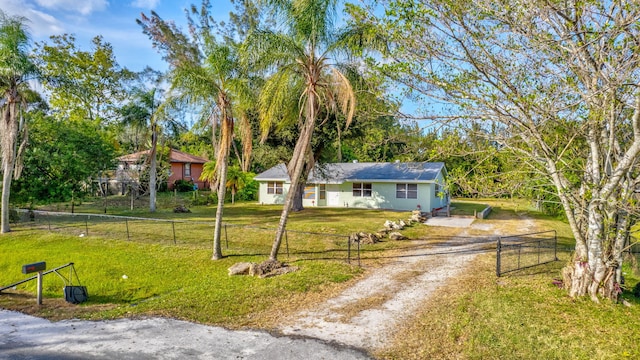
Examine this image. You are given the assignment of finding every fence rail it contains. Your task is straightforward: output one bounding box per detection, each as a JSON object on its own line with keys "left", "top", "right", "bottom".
{"left": 496, "top": 230, "right": 558, "bottom": 276}
{"left": 14, "top": 210, "right": 359, "bottom": 264}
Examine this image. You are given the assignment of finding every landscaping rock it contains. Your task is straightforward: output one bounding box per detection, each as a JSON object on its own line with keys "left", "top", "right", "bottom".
{"left": 228, "top": 262, "right": 257, "bottom": 276}
{"left": 173, "top": 205, "right": 191, "bottom": 213}
{"left": 389, "top": 232, "right": 406, "bottom": 240}
{"left": 259, "top": 265, "right": 300, "bottom": 278}
{"left": 410, "top": 210, "right": 428, "bottom": 223}
{"left": 350, "top": 232, "right": 380, "bottom": 245}
{"left": 253, "top": 259, "right": 283, "bottom": 277}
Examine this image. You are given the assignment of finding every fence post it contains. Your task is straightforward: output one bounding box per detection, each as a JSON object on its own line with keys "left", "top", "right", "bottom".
{"left": 496, "top": 237, "right": 501, "bottom": 277}
{"left": 357, "top": 239, "right": 361, "bottom": 267}
{"left": 125, "top": 219, "right": 130, "bottom": 241}
{"left": 224, "top": 224, "right": 228, "bottom": 249}
{"left": 347, "top": 236, "right": 351, "bottom": 264}
{"left": 85, "top": 216, "right": 89, "bottom": 236}
{"left": 285, "top": 230, "right": 290, "bottom": 258}
{"left": 172, "top": 221, "right": 176, "bottom": 244}
{"left": 553, "top": 230, "right": 558, "bottom": 261}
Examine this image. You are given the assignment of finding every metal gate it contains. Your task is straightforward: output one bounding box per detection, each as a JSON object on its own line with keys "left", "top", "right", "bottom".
{"left": 496, "top": 230, "right": 558, "bottom": 276}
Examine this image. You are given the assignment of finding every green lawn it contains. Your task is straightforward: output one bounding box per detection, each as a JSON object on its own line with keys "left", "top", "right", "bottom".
{"left": 3, "top": 197, "right": 640, "bottom": 359}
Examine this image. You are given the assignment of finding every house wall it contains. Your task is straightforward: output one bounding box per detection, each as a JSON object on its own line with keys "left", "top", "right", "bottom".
{"left": 258, "top": 181, "right": 290, "bottom": 204}
{"left": 169, "top": 163, "right": 207, "bottom": 190}
{"left": 325, "top": 182, "right": 429, "bottom": 211}
{"left": 259, "top": 180, "right": 447, "bottom": 212}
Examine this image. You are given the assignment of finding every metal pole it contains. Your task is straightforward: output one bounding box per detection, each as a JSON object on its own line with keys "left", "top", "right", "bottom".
{"left": 496, "top": 238, "right": 501, "bottom": 277}
{"left": 172, "top": 221, "right": 177, "bottom": 244}
{"left": 347, "top": 236, "right": 351, "bottom": 264}
{"left": 125, "top": 219, "right": 130, "bottom": 241}
{"left": 357, "top": 239, "right": 361, "bottom": 267}
{"left": 36, "top": 271, "right": 43, "bottom": 305}
{"left": 554, "top": 230, "right": 558, "bottom": 261}
{"left": 47, "top": 212, "right": 51, "bottom": 231}
{"left": 224, "top": 224, "right": 228, "bottom": 249}
{"left": 85, "top": 216, "right": 89, "bottom": 236}
{"left": 285, "top": 230, "right": 290, "bottom": 258}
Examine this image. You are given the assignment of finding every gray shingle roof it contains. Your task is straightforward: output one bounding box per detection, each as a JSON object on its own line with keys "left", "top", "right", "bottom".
{"left": 254, "top": 162, "right": 446, "bottom": 183}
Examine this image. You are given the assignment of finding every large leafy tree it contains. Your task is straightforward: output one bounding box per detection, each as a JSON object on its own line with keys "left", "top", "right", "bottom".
{"left": 138, "top": 2, "right": 250, "bottom": 259}
{"left": 0, "top": 11, "right": 38, "bottom": 233}
{"left": 246, "top": 0, "right": 356, "bottom": 261}
{"left": 35, "top": 34, "right": 134, "bottom": 125}
{"left": 12, "top": 112, "right": 116, "bottom": 204}
{"left": 353, "top": 0, "right": 640, "bottom": 300}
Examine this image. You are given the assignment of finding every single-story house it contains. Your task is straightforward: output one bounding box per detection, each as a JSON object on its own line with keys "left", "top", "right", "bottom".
{"left": 254, "top": 161, "right": 449, "bottom": 212}
{"left": 116, "top": 148, "right": 210, "bottom": 190}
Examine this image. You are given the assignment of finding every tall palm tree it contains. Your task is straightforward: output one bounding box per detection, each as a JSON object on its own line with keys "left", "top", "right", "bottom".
{"left": 246, "top": 0, "right": 356, "bottom": 261}
{"left": 140, "top": 10, "right": 250, "bottom": 260}
{"left": 0, "top": 11, "right": 37, "bottom": 233}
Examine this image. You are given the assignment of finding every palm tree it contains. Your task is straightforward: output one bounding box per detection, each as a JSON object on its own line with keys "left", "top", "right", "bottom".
{"left": 0, "top": 11, "right": 37, "bottom": 233}
{"left": 246, "top": 0, "right": 356, "bottom": 261}
{"left": 225, "top": 165, "right": 247, "bottom": 204}
{"left": 140, "top": 10, "right": 250, "bottom": 260}
{"left": 120, "top": 69, "right": 170, "bottom": 213}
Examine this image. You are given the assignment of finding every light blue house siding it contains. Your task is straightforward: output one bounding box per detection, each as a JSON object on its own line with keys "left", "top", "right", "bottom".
{"left": 255, "top": 162, "right": 449, "bottom": 212}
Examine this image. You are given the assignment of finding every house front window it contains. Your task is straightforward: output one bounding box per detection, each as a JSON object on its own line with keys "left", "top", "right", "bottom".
{"left": 304, "top": 186, "right": 316, "bottom": 199}
{"left": 267, "top": 181, "right": 283, "bottom": 195}
{"left": 353, "top": 183, "right": 372, "bottom": 197}
{"left": 319, "top": 184, "right": 326, "bottom": 200}
{"left": 184, "top": 163, "right": 191, "bottom": 177}
{"left": 396, "top": 183, "right": 418, "bottom": 199}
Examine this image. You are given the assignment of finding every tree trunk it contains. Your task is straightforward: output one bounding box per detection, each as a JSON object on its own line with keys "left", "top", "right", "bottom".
{"left": 1, "top": 98, "right": 18, "bottom": 233}
{"left": 270, "top": 93, "right": 316, "bottom": 261}
{"left": 212, "top": 95, "right": 233, "bottom": 260}
{"left": 291, "top": 181, "right": 304, "bottom": 212}
{"left": 212, "top": 157, "right": 227, "bottom": 260}
{"left": 562, "top": 202, "right": 626, "bottom": 302}
{"left": 149, "top": 124, "right": 158, "bottom": 213}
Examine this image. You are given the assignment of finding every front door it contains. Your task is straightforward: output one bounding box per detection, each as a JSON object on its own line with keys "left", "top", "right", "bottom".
{"left": 328, "top": 191, "right": 340, "bottom": 206}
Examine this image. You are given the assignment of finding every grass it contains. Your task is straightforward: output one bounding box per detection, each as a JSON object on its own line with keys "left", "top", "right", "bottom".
{"left": 4, "top": 196, "right": 640, "bottom": 359}
{"left": 0, "top": 230, "right": 364, "bottom": 328}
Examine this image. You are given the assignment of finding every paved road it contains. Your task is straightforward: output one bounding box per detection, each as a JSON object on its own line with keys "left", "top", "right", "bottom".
{"left": 0, "top": 310, "right": 373, "bottom": 359}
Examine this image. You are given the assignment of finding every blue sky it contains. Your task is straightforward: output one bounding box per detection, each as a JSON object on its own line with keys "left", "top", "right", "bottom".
{"left": 1, "top": 0, "right": 234, "bottom": 72}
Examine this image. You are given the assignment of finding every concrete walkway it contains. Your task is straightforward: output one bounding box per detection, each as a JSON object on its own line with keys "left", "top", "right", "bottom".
{"left": 424, "top": 215, "right": 476, "bottom": 228}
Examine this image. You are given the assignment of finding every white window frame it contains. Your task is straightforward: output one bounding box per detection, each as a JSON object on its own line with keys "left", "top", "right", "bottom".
{"left": 267, "top": 181, "right": 283, "bottom": 195}
{"left": 353, "top": 183, "right": 372, "bottom": 197}
{"left": 396, "top": 183, "right": 418, "bottom": 199}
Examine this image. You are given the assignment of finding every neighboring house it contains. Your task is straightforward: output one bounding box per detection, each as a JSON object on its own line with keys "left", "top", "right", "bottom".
{"left": 254, "top": 161, "right": 449, "bottom": 212}
{"left": 116, "top": 149, "right": 209, "bottom": 191}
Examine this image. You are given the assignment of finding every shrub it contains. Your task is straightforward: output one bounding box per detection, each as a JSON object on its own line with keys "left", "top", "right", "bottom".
{"left": 174, "top": 179, "right": 195, "bottom": 192}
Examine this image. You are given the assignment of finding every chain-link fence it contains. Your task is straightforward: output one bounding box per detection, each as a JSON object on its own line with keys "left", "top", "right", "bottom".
{"left": 14, "top": 210, "right": 357, "bottom": 263}
{"left": 496, "top": 230, "right": 558, "bottom": 276}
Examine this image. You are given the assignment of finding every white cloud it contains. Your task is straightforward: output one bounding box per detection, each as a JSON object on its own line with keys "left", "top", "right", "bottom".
{"left": 130, "top": 0, "right": 159, "bottom": 8}
{"left": 0, "top": 0, "right": 66, "bottom": 36}
{"left": 34, "top": 0, "right": 108, "bottom": 16}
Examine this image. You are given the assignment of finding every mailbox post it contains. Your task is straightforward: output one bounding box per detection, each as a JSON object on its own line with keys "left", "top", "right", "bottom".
{"left": 22, "top": 262, "right": 46, "bottom": 305}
